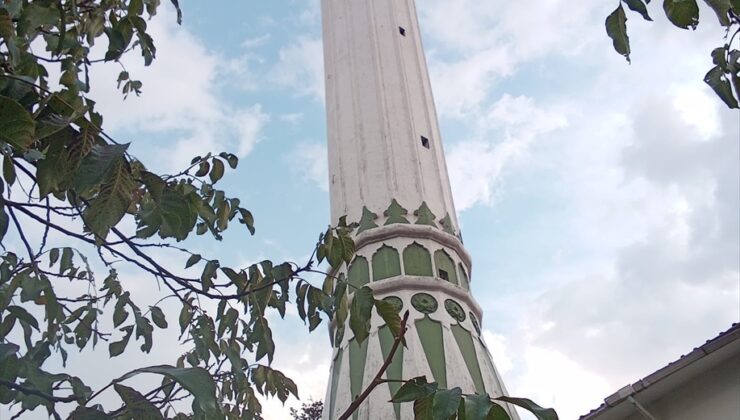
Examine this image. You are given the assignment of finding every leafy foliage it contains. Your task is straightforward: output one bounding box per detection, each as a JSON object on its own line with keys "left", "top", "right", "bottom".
{"left": 605, "top": 0, "right": 740, "bottom": 108}
{"left": 290, "top": 400, "right": 323, "bottom": 420}
{"left": 391, "top": 377, "right": 559, "bottom": 420}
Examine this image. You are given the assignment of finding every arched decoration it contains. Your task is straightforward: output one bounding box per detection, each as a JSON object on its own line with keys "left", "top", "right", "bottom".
{"left": 411, "top": 293, "right": 438, "bottom": 314}
{"left": 379, "top": 326, "right": 404, "bottom": 420}
{"left": 413, "top": 202, "right": 437, "bottom": 227}
{"left": 347, "top": 256, "right": 370, "bottom": 288}
{"left": 434, "top": 250, "right": 458, "bottom": 285}
{"left": 458, "top": 264, "right": 470, "bottom": 290}
{"left": 348, "top": 338, "right": 369, "bottom": 420}
{"left": 416, "top": 317, "right": 447, "bottom": 388}
{"left": 357, "top": 206, "right": 379, "bottom": 234}
{"left": 403, "top": 243, "right": 433, "bottom": 276}
{"left": 451, "top": 325, "right": 486, "bottom": 395}
{"left": 372, "top": 245, "right": 401, "bottom": 281}
{"left": 444, "top": 299, "right": 466, "bottom": 323}
{"left": 327, "top": 348, "right": 344, "bottom": 419}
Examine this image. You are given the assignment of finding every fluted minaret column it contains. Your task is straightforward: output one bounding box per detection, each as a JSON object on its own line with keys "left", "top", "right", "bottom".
{"left": 321, "top": 1, "right": 519, "bottom": 419}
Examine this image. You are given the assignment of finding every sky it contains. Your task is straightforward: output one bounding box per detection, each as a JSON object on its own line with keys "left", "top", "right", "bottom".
{"left": 3, "top": 1, "right": 739, "bottom": 419}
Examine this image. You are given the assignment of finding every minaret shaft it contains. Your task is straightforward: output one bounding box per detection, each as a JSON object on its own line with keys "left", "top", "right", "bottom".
{"left": 323, "top": 0, "right": 457, "bottom": 228}
{"left": 321, "top": 1, "right": 518, "bottom": 419}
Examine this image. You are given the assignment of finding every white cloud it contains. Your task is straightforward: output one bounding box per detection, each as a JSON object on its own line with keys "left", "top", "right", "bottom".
{"left": 270, "top": 37, "right": 325, "bottom": 102}
{"left": 288, "top": 142, "right": 328, "bottom": 191}
{"left": 447, "top": 94, "right": 567, "bottom": 210}
{"left": 86, "top": 9, "right": 270, "bottom": 173}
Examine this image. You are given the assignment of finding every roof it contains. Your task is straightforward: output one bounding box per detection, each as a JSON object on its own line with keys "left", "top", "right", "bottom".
{"left": 579, "top": 323, "right": 740, "bottom": 419}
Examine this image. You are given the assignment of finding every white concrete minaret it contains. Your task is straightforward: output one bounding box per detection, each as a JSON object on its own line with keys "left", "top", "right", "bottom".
{"left": 321, "top": 1, "right": 519, "bottom": 419}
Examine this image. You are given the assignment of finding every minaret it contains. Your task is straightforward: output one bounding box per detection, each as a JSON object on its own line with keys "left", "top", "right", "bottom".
{"left": 320, "top": 1, "right": 519, "bottom": 419}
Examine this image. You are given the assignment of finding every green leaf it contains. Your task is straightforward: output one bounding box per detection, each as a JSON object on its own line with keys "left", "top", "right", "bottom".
{"left": 704, "top": 65, "right": 739, "bottom": 108}
{"left": 2, "top": 155, "right": 15, "bottom": 186}
{"left": 495, "top": 396, "right": 559, "bottom": 420}
{"left": 0, "top": 96, "right": 35, "bottom": 150}
{"left": 460, "top": 394, "right": 495, "bottom": 420}
{"left": 606, "top": 4, "right": 631, "bottom": 63}
{"left": 120, "top": 365, "right": 218, "bottom": 418}
{"left": 68, "top": 406, "right": 110, "bottom": 419}
{"left": 711, "top": 47, "right": 728, "bottom": 68}
{"left": 0, "top": 208, "right": 8, "bottom": 244}
{"left": 349, "top": 286, "right": 374, "bottom": 344}
{"left": 375, "top": 299, "right": 404, "bottom": 343}
{"left": 432, "top": 388, "right": 463, "bottom": 420}
{"left": 109, "top": 326, "right": 133, "bottom": 357}
{"left": 178, "top": 304, "right": 193, "bottom": 335}
{"left": 663, "top": 0, "right": 699, "bottom": 29}
{"left": 113, "top": 298, "right": 129, "bottom": 327}
{"left": 703, "top": 0, "right": 732, "bottom": 25}
{"left": 201, "top": 260, "right": 218, "bottom": 292}
{"left": 487, "top": 404, "right": 512, "bottom": 420}
{"left": 623, "top": 0, "right": 653, "bottom": 20}
{"left": 391, "top": 376, "right": 437, "bottom": 403}
{"left": 219, "top": 152, "right": 238, "bottom": 169}
{"left": 209, "top": 158, "right": 224, "bottom": 183}
{"left": 169, "top": 0, "right": 183, "bottom": 24}
{"left": 238, "top": 208, "right": 255, "bottom": 235}
{"left": 114, "top": 383, "right": 164, "bottom": 419}
{"left": 49, "top": 248, "right": 60, "bottom": 267}
{"left": 150, "top": 306, "right": 168, "bottom": 329}
{"left": 83, "top": 157, "right": 135, "bottom": 239}
{"left": 74, "top": 143, "right": 129, "bottom": 192}
{"left": 185, "top": 254, "right": 201, "bottom": 269}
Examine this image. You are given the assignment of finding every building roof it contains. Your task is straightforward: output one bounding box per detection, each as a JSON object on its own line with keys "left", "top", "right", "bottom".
{"left": 579, "top": 323, "right": 740, "bottom": 420}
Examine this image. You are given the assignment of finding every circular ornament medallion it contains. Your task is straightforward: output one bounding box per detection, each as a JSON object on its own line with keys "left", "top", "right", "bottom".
{"left": 411, "top": 293, "right": 438, "bottom": 314}
{"left": 444, "top": 299, "right": 466, "bottom": 322}
{"left": 382, "top": 296, "right": 404, "bottom": 313}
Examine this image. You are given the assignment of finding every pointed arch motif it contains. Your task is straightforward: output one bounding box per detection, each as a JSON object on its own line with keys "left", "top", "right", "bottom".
{"left": 347, "top": 256, "right": 370, "bottom": 288}
{"left": 372, "top": 245, "right": 401, "bottom": 281}
{"left": 403, "top": 242, "right": 433, "bottom": 276}
{"left": 434, "top": 249, "right": 458, "bottom": 285}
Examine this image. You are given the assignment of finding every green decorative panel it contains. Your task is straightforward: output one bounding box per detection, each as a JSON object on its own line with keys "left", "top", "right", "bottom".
{"left": 347, "top": 256, "right": 370, "bottom": 288}
{"left": 411, "top": 293, "right": 438, "bottom": 314}
{"left": 451, "top": 324, "right": 486, "bottom": 395}
{"left": 384, "top": 199, "right": 410, "bottom": 225}
{"left": 416, "top": 317, "right": 446, "bottom": 388}
{"left": 434, "top": 250, "right": 458, "bottom": 285}
{"left": 357, "top": 206, "right": 378, "bottom": 234}
{"left": 348, "top": 338, "right": 369, "bottom": 420}
{"left": 379, "top": 326, "right": 404, "bottom": 420}
{"left": 439, "top": 213, "right": 456, "bottom": 235}
{"left": 403, "top": 243, "right": 433, "bottom": 276}
{"left": 469, "top": 312, "right": 481, "bottom": 335}
{"left": 413, "top": 202, "right": 437, "bottom": 227}
{"left": 328, "top": 348, "right": 344, "bottom": 420}
{"left": 458, "top": 264, "right": 470, "bottom": 290}
{"left": 382, "top": 296, "right": 404, "bottom": 313}
{"left": 372, "top": 245, "right": 401, "bottom": 281}
{"left": 444, "top": 299, "right": 466, "bottom": 323}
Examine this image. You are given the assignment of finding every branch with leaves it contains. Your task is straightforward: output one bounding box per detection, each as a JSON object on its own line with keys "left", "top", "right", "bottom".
{"left": 606, "top": 0, "right": 740, "bottom": 108}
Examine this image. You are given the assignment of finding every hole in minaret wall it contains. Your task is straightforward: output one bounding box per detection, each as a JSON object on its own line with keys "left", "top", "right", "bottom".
{"left": 438, "top": 269, "right": 449, "bottom": 281}
{"left": 399, "top": 26, "right": 406, "bottom": 36}
{"left": 420, "top": 136, "right": 430, "bottom": 149}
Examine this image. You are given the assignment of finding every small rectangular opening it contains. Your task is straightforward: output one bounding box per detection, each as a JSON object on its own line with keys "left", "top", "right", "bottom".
{"left": 438, "top": 269, "right": 449, "bottom": 281}
{"left": 420, "top": 136, "right": 430, "bottom": 149}
{"left": 399, "top": 26, "right": 406, "bottom": 36}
